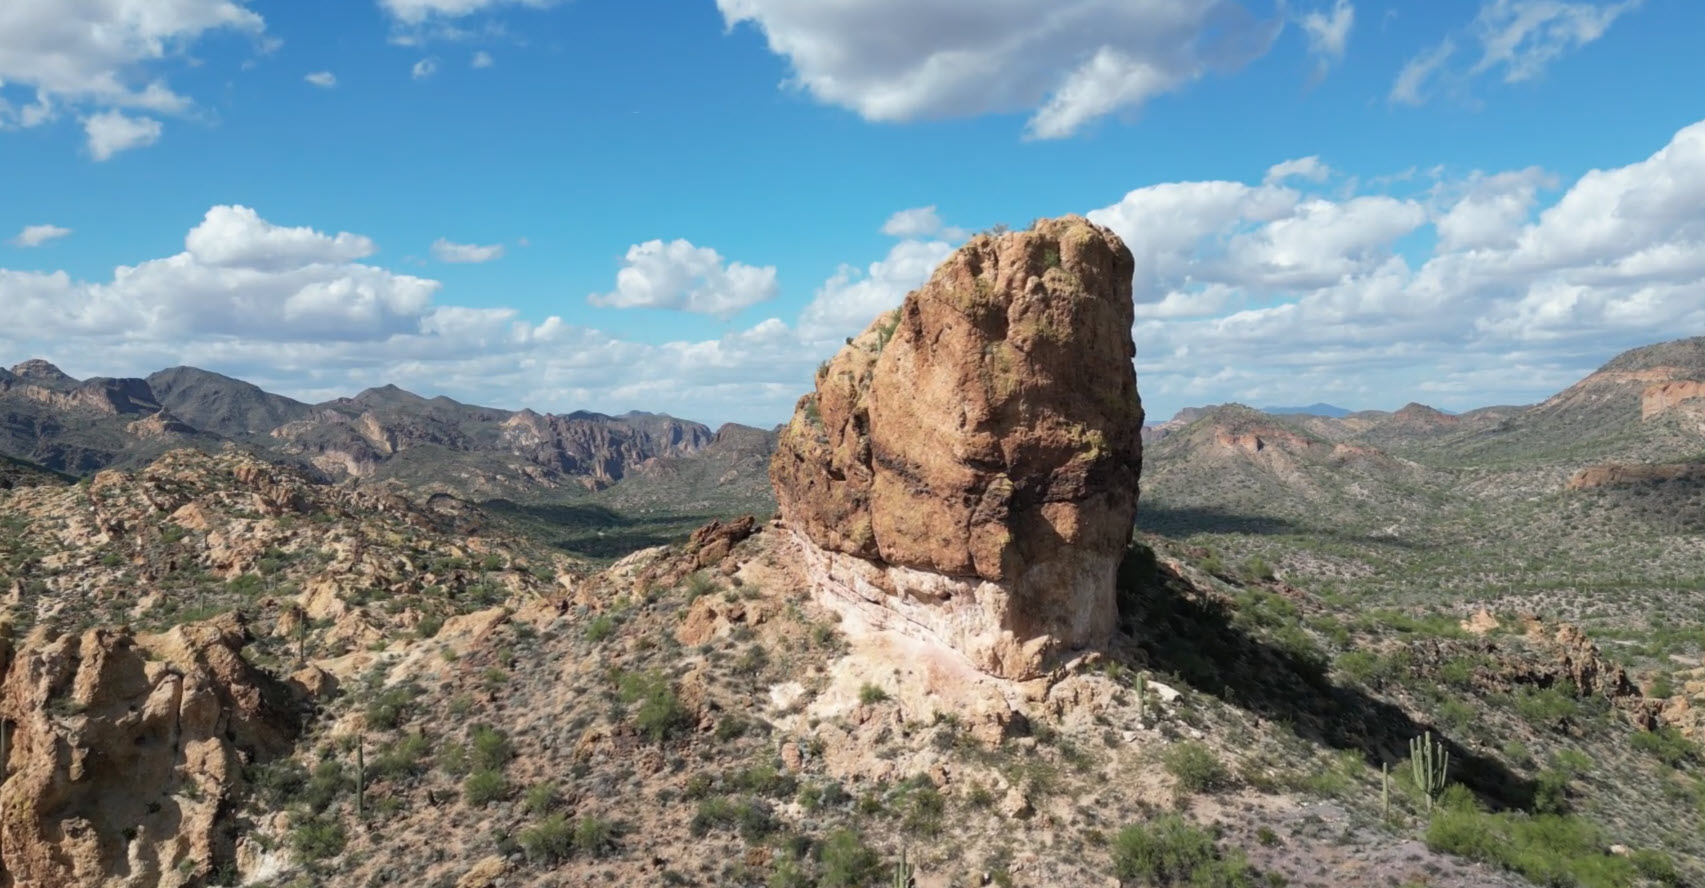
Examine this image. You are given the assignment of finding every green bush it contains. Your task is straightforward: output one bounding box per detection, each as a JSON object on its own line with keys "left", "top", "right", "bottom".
{"left": 470, "top": 724, "right": 514, "bottom": 771}
{"left": 1163, "top": 742, "right": 1231, "bottom": 795}
{"left": 1631, "top": 726, "right": 1698, "bottom": 767}
{"left": 371, "top": 733, "right": 430, "bottom": 781}
{"left": 524, "top": 780, "right": 560, "bottom": 815}
{"left": 573, "top": 815, "right": 619, "bottom": 858}
{"left": 463, "top": 768, "right": 509, "bottom": 806}
{"left": 1110, "top": 815, "right": 1253, "bottom": 887}
{"left": 247, "top": 758, "right": 307, "bottom": 806}
{"left": 1425, "top": 796, "right": 1656, "bottom": 888}
{"left": 819, "top": 829, "right": 882, "bottom": 888}
{"left": 364, "top": 684, "right": 421, "bottom": 730}
{"left": 290, "top": 814, "right": 347, "bottom": 862}
{"left": 618, "top": 671, "right": 691, "bottom": 743}
{"left": 1512, "top": 686, "right": 1580, "bottom": 728}
{"left": 518, "top": 813, "right": 573, "bottom": 863}
{"left": 858, "top": 683, "right": 889, "bottom": 705}
{"left": 691, "top": 797, "right": 776, "bottom": 841}
{"left": 302, "top": 759, "right": 346, "bottom": 813}
{"left": 901, "top": 784, "right": 946, "bottom": 837}
{"left": 585, "top": 615, "right": 615, "bottom": 642}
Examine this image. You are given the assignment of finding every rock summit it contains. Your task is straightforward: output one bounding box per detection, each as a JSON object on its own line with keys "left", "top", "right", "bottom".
{"left": 771, "top": 216, "right": 1143, "bottom": 679}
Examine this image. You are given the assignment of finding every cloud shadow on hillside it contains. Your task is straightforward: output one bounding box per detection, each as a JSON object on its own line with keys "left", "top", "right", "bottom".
{"left": 1114, "top": 544, "right": 1532, "bottom": 810}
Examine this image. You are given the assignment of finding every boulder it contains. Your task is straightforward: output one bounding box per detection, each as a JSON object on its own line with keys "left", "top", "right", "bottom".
{"left": 771, "top": 216, "right": 1143, "bottom": 679}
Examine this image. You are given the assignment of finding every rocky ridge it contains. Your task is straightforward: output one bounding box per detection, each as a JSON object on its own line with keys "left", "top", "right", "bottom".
{"left": 0, "top": 360, "right": 735, "bottom": 497}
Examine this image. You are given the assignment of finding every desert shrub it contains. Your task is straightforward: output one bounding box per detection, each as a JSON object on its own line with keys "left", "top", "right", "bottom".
{"left": 1163, "top": 742, "right": 1231, "bottom": 794}
{"left": 470, "top": 724, "right": 513, "bottom": 771}
{"left": 290, "top": 814, "right": 347, "bottom": 862}
{"left": 463, "top": 769, "right": 508, "bottom": 805}
{"left": 691, "top": 797, "right": 776, "bottom": 841}
{"left": 901, "top": 784, "right": 946, "bottom": 837}
{"left": 618, "top": 671, "right": 691, "bottom": 743}
{"left": 714, "top": 715, "right": 748, "bottom": 742}
{"left": 413, "top": 613, "right": 444, "bottom": 639}
{"left": 573, "top": 815, "right": 619, "bottom": 858}
{"left": 1425, "top": 795, "right": 1655, "bottom": 888}
{"left": 1632, "top": 726, "right": 1698, "bottom": 766}
{"left": 364, "top": 683, "right": 421, "bottom": 731}
{"left": 518, "top": 813, "right": 573, "bottom": 863}
{"left": 372, "top": 732, "right": 431, "bottom": 780}
{"left": 247, "top": 758, "right": 308, "bottom": 806}
{"left": 858, "top": 683, "right": 889, "bottom": 705}
{"left": 819, "top": 829, "right": 882, "bottom": 888}
{"left": 302, "top": 760, "right": 346, "bottom": 813}
{"left": 1333, "top": 651, "right": 1388, "bottom": 686}
{"left": 1110, "top": 815, "right": 1253, "bottom": 887}
{"left": 524, "top": 780, "right": 560, "bottom": 815}
{"left": 731, "top": 761, "right": 795, "bottom": 798}
{"left": 1513, "top": 686, "right": 1580, "bottom": 728}
{"left": 585, "top": 615, "right": 615, "bottom": 642}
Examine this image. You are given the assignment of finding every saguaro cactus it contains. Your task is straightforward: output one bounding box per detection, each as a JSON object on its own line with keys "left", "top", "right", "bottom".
{"left": 1410, "top": 731, "right": 1450, "bottom": 813}
{"left": 891, "top": 848, "right": 912, "bottom": 888}
{"left": 356, "top": 736, "right": 366, "bottom": 819}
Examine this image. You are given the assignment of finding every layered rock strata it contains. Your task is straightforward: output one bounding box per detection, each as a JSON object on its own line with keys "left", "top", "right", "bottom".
{"left": 771, "top": 216, "right": 1143, "bottom": 679}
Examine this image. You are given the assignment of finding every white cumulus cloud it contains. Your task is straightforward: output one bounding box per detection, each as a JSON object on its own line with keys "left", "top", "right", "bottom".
{"left": 412, "top": 58, "right": 439, "bottom": 79}
{"left": 83, "top": 111, "right": 163, "bottom": 161}
{"left": 186, "top": 205, "right": 376, "bottom": 270}
{"left": 717, "top": 0, "right": 1282, "bottom": 139}
{"left": 11, "top": 224, "right": 72, "bottom": 247}
{"left": 1265, "top": 156, "right": 1332, "bottom": 184}
{"left": 1096, "top": 115, "right": 1705, "bottom": 419}
{"left": 590, "top": 240, "right": 779, "bottom": 318}
{"left": 305, "top": 71, "right": 338, "bottom": 88}
{"left": 0, "top": 0, "right": 267, "bottom": 154}
{"left": 431, "top": 238, "right": 505, "bottom": 263}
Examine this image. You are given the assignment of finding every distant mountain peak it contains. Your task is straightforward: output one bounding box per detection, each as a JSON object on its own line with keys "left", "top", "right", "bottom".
{"left": 10, "top": 359, "right": 76, "bottom": 386}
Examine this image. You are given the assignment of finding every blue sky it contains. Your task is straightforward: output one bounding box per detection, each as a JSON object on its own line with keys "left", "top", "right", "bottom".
{"left": 2, "top": 0, "right": 1703, "bottom": 426}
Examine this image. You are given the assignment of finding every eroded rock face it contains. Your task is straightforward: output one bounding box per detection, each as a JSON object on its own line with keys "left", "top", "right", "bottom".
{"left": 771, "top": 216, "right": 1143, "bottom": 679}
{"left": 0, "top": 614, "right": 297, "bottom": 887}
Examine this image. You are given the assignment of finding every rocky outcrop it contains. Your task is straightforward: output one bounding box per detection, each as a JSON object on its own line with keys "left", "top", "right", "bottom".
{"left": 771, "top": 216, "right": 1143, "bottom": 680}
{"left": 0, "top": 614, "right": 297, "bottom": 887}
{"left": 1641, "top": 380, "right": 1705, "bottom": 420}
{"left": 685, "top": 515, "right": 757, "bottom": 570}
{"left": 0, "top": 370, "right": 160, "bottom": 417}
{"left": 126, "top": 410, "right": 197, "bottom": 440}
{"left": 1566, "top": 462, "right": 1705, "bottom": 490}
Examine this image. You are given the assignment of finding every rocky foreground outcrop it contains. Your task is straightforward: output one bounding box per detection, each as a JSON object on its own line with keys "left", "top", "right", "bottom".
{"left": 771, "top": 216, "right": 1143, "bottom": 680}
{"left": 0, "top": 614, "right": 297, "bottom": 887}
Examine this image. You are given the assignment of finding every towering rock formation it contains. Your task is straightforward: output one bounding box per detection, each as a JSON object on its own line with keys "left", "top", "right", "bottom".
{"left": 771, "top": 217, "right": 1143, "bottom": 680}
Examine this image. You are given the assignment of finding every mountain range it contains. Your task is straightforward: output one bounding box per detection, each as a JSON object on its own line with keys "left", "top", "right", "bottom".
{"left": 0, "top": 359, "right": 774, "bottom": 502}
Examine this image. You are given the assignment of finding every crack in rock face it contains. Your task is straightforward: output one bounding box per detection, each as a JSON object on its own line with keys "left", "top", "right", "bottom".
{"left": 771, "top": 216, "right": 1143, "bottom": 680}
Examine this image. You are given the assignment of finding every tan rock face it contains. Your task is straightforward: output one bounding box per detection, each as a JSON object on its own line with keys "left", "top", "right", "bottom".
{"left": 0, "top": 614, "right": 297, "bottom": 887}
{"left": 771, "top": 216, "right": 1143, "bottom": 679}
{"left": 1642, "top": 379, "right": 1705, "bottom": 420}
